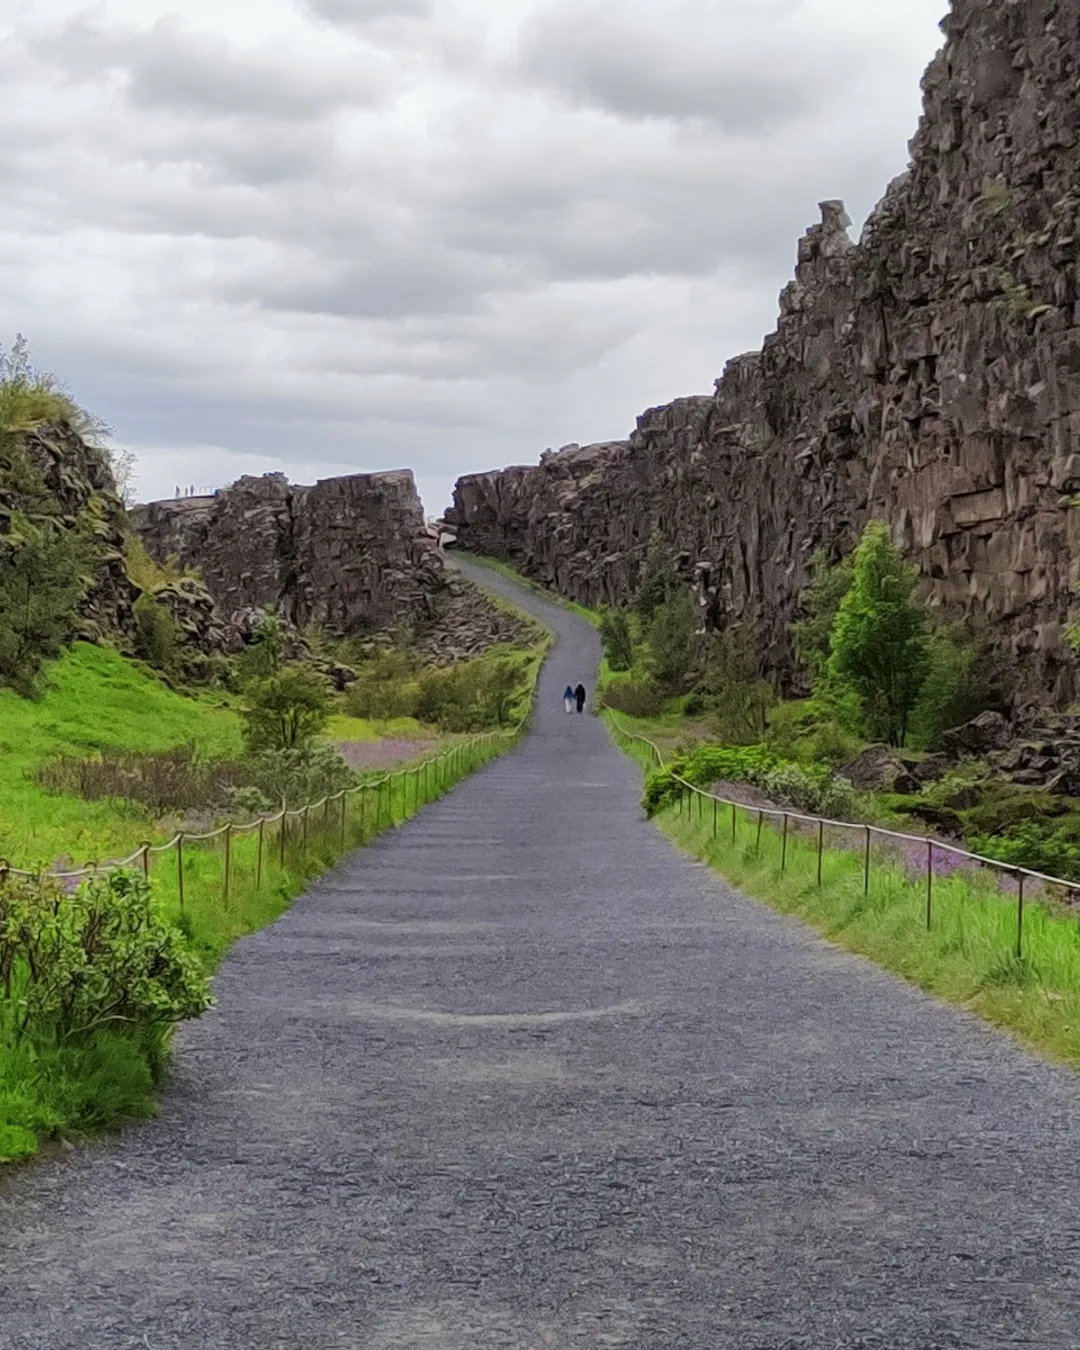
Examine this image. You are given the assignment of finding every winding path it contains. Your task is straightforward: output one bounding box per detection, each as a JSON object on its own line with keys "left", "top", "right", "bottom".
{"left": 4, "top": 562, "right": 1080, "bottom": 1349}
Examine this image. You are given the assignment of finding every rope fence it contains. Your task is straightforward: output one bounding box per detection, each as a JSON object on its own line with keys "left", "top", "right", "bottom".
{"left": 0, "top": 726, "right": 522, "bottom": 902}
{"left": 607, "top": 714, "right": 1079, "bottom": 960}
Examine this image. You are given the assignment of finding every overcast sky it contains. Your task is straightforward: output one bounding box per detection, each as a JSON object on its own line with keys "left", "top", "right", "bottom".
{"left": 1, "top": 0, "right": 946, "bottom": 513}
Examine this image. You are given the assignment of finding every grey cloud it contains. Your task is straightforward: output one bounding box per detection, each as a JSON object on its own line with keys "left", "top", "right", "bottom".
{"left": 32, "top": 17, "right": 386, "bottom": 121}
{"left": 518, "top": 1, "right": 846, "bottom": 131}
{"left": 305, "top": 0, "right": 434, "bottom": 27}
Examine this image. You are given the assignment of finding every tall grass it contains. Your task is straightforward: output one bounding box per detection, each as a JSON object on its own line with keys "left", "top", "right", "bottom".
{"left": 643, "top": 764, "right": 1080, "bottom": 1071}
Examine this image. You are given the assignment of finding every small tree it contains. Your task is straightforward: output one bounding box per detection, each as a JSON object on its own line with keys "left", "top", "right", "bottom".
{"left": 599, "top": 606, "right": 634, "bottom": 672}
{"left": 633, "top": 529, "right": 677, "bottom": 623}
{"left": 236, "top": 611, "right": 288, "bottom": 685}
{"left": 699, "top": 627, "right": 776, "bottom": 744}
{"left": 133, "top": 593, "right": 179, "bottom": 671}
{"left": 243, "top": 665, "right": 332, "bottom": 751}
{"left": 826, "top": 521, "right": 928, "bottom": 746}
{"left": 648, "top": 585, "right": 697, "bottom": 693}
{"left": 0, "top": 513, "right": 92, "bottom": 695}
{"left": 791, "top": 548, "right": 854, "bottom": 684}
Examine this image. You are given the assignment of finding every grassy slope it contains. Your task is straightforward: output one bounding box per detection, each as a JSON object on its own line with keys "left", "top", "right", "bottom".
{"left": 0, "top": 643, "right": 243, "bottom": 867}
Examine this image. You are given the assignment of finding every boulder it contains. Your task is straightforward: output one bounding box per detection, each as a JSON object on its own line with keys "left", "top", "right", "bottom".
{"left": 839, "top": 745, "right": 921, "bottom": 795}
{"left": 942, "top": 712, "right": 1014, "bottom": 758}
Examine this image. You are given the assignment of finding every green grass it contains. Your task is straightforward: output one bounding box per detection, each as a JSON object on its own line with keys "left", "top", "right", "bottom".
{"left": 325, "top": 713, "right": 434, "bottom": 742}
{"left": 0, "top": 642, "right": 243, "bottom": 867}
{"left": 608, "top": 717, "right": 1080, "bottom": 1073}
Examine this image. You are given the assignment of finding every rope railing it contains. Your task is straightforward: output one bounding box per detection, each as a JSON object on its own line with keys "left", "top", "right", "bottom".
{"left": 607, "top": 713, "right": 1079, "bottom": 960}
{"left": 0, "top": 723, "right": 524, "bottom": 895}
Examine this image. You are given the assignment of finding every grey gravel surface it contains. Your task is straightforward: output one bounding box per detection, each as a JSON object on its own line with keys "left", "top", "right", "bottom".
{"left": 4, "top": 560, "right": 1080, "bottom": 1349}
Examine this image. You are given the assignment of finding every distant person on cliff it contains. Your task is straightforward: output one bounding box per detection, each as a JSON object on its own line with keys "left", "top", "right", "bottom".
{"left": 574, "top": 683, "right": 587, "bottom": 714}
{"left": 563, "top": 685, "right": 575, "bottom": 715}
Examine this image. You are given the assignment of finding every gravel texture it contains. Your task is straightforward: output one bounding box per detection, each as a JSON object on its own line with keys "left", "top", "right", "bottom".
{"left": 4, "top": 560, "right": 1080, "bottom": 1348}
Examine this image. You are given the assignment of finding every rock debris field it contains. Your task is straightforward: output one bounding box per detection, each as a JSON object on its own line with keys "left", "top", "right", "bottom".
{"left": 4, "top": 561, "right": 1080, "bottom": 1349}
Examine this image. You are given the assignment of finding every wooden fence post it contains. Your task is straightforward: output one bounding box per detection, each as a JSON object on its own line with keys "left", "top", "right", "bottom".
{"left": 1016, "top": 872, "right": 1025, "bottom": 960}
{"left": 925, "top": 838, "right": 933, "bottom": 931}
{"left": 864, "top": 825, "right": 872, "bottom": 895}
{"left": 816, "top": 820, "right": 824, "bottom": 887}
{"left": 731, "top": 802, "right": 737, "bottom": 846}
{"left": 223, "top": 823, "right": 232, "bottom": 902}
{"left": 781, "top": 815, "right": 789, "bottom": 872}
{"left": 257, "top": 817, "right": 265, "bottom": 889}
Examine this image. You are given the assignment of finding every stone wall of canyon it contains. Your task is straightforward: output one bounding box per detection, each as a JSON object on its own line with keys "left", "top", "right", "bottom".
{"left": 449, "top": 0, "right": 1080, "bottom": 712}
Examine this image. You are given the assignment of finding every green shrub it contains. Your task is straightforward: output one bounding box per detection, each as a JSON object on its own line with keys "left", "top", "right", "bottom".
{"left": 756, "top": 762, "right": 857, "bottom": 819}
{"left": 598, "top": 677, "right": 665, "bottom": 718}
{"left": 243, "top": 665, "right": 332, "bottom": 751}
{"left": 0, "top": 513, "right": 92, "bottom": 695}
{"left": 227, "top": 743, "right": 356, "bottom": 811}
{"left": 643, "top": 744, "right": 777, "bottom": 815}
{"left": 132, "top": 593, "right": 179, "bottom": 671}
{"left": 968, "top": 821, "right": 1080, "bottom": 883}
{"left": 0, "top": 869, "right": 211, "bottom": 1043}
{"left": 959, "top": 785, "right": 1072, "bottom": 837}
{"left": 414, "top": 651, "right": 527, "bottom": 732}
{"left": 647, "top": 586, "right": 697, "bottom": 693}
{"left": 343, "top": 648, "right": 420, "bottom": 720}
{"left": 599, "top": 607, "right": 634, "bottom": 672}
{"left": 908, "top": 622, "right": 999, "bottom": 751}
{"left": 698, "top": 627, "right": 775, "bottom": 744}
{"left": 235, "top": 611, "right": 288, "bottom": 685}
{"left": 765, "top": 699, "right": 862, "bottom": 766}
{"left": 791, "top": 548, "right": 853, "bottom": 684}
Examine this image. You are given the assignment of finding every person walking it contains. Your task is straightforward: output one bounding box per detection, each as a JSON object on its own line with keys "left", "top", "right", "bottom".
{"left": 563, "top": 685, "right": 575, "bottom": 715}
{"left": 574, "top": 683, "right": 587, "bottom": 714}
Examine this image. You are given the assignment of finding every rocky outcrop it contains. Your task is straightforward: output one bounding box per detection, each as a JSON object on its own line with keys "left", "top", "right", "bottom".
{"left": 449, "top": 0, "right": 1080, "bottom": 710}
{"left": 0, "top": 421, "right": 138, "bottom": 641}
{"left": 132, "top": 469, "right": 444, "bottom": 638}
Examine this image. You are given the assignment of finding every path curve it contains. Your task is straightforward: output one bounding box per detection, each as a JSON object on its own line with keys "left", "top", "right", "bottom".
{"left": 4, "top": 560, "right": 1080, "bottom": 1348}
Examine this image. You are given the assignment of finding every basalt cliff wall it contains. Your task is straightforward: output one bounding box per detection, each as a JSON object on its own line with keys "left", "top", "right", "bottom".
{"left": 132, "top": 470, "right": 444, "bottom": 637}
{"left": 450, "top": 0, "right": 1080, "bottom": 711}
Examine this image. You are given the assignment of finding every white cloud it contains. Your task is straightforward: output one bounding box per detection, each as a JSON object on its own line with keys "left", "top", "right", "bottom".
{"left": 0, "top": 0, "right": 946, "bottom": 513}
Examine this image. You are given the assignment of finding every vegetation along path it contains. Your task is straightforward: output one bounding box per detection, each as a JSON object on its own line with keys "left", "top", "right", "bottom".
{"left": 4, "top": 561, "right": 1080, "bottom": 1348}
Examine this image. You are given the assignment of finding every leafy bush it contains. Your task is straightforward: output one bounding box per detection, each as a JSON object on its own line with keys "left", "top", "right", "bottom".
{"left": 756, "top": 762, "right": 857, "bottom": 819}
{"left": 599, "top": 607, "right": 634, "bottom": 672}
{"left": 243, "top": 664, "right": 332, "bottom": 751}
{"left": 414, "top": 651, "right": 528, "bottom": 732}
{"left": 765, "top": 699, "right": 862, "bottom": 767}
{"left": 643, "top": 744, "right": 777, "bottom": 815}
{"left": 908, "top": 622, "right": 1000, "bottom": 752}
{"left": 0, "top": 869, "right": 211, "bottom": 1043}
{"left": 235, "top": 611, "right": 288, "bottom": 685}
{"left": 0, "top": 513, "right": 92, "bottom": 695}
{"left": 647, "top": 586, "right": 697, "bottom": 693}
{"left": 343, "top": 647, "right": 420, "bottom": 720}
{"left": 132, "top": 593, "right": 179, "bottom": 671}
{"left": 968, "top": 821, "right": 1080, "bottom": 884}
{"left": 598, "top": 677, "right": 665, "bottom": 718}
{"left": 958, "top": 785, "right": 1072, "bottom": 838}
{"left": 226, "top": 743, "right": 356, "bottom": 812}
{"left": 791, "top": 548, "right": 853, "bottom": 684}
{"left": 642, "top": 742, "right": 856, "bottom": 819}
{"left": 698, "top": 627, "right": 776, "bottom": 744}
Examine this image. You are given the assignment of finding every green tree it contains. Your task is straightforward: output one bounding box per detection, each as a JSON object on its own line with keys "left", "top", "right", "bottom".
{"left": 648, "top": 585, "right": 697, "bottom": 693}
{"left": 791, "top": 548, "right": 854, "bottom": 684}
{"left": 907, "top": 622, "right": 998, "bottom": 751}
{"left": 132, "top": 593, "right": 179, "bottom": 672}
{"left": 0, "top": 513, "right": 92, "bottom": 695}
{"left": 236, "top": 611, "right": 288, "bottom": 685}
{"left": 699, "top": 627, "right": 776, "bottom": 744}
{"left": 242, "top": 665, "right": 332, "bottom": 751}
{"left": 826, "top": 521, "right": 928, "bottom": 746}
{"left": 599, "top": 606, "right": 634, "bottom": 672}
{"left": 633, "top": 529, "right": 677, "bottom": 623}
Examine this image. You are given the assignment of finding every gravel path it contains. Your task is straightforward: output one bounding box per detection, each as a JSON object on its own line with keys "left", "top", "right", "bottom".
{"left": 4, "top": 560, "right": 1080, "bottom": 1349}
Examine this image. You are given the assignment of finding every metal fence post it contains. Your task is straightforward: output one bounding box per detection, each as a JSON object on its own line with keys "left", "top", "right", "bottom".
{"left": 341, "top": 792, "right": 348, "bottom": 849}
{"left": 257, "top": 817, "right": 265, "bottom": 888}
{"left": 177, "top": 833, "right": 185, "bottom": 908}
{"left": 731, "top": 802, "right": 737, "bottom": 846}
{"left": 223, "top": 823, "right": 232, "bottom": 902}
{"left": 756, "top": 810, "right": 764, "bottom": 853}
{"left": 925, "top": 838, "right": 933, "bottom": 931}
{"left": 712, "top": 797, "right": 718, "bottom": 838}
{"left": 781, "top": 814, "right": 789, "bottom": 872}
{"left": 816, "top": 820, "right": 824, "bottom": 886}
{"left": 864, "top": 825, "right": 871, "bottom": 896}
{"left": 141, "top": 842, "right": 150, "bottom": 880}
{"left": 1016, "top": 872, "right": 1025, "bottom": 960}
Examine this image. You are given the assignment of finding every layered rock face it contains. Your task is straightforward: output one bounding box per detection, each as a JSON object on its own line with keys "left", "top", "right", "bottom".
{"left": 450, "top": 0, "right": 1080, "bottom": 710}
{"left": 132, "top": 470, "right": 444, "bottom": 636}
{"left": 0, "top": 421, "right": 138, "bottom": 641}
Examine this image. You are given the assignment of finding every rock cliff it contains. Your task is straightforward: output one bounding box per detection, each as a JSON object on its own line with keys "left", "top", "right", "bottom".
{"left": 449, "top": 0, "right": 1080, "bottom": 711}
{"left": 133, "top": 469, "right": 456, "bottom": 643}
